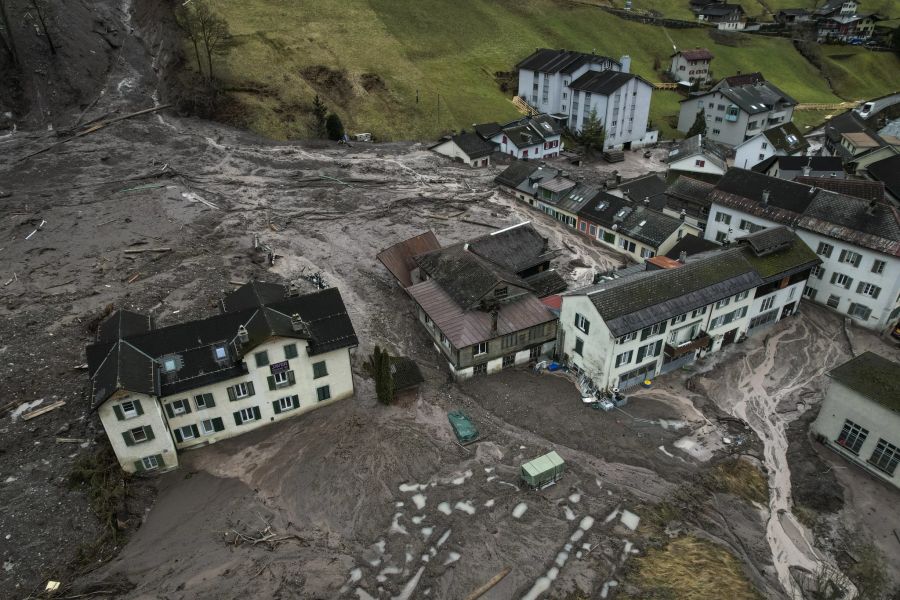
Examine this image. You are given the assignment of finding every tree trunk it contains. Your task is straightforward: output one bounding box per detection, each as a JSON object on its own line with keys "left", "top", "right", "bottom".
{"left": 0, "top": 0, "right": 20, "bottom": 65}
{"left": 191, "top": 38, "right": 203, "bottom": 76}
{"left": 206, "top": 47, "right": 213, "bottom": 81}
{"left": 30, "top": 0, "right": 55, "bottom": 56}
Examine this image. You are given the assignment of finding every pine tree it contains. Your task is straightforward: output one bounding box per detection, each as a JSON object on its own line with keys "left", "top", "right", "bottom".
{"left": 365, "top": 345, "right": 395, "bottom": 405}
{"left": 326, "top": 112, "right": 345, "bottom": 141}
{"left": 687, "top": 108, "right": 707, "bottom": 137}
{"left": 312, "top": 95, "right": 328, "bottom": 138}
{"left": 579, "top": 109, "right": 606, "bottom": 156}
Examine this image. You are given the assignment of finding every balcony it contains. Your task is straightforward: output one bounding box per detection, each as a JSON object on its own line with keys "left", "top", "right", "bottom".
{"left": 664, "top": 332, "right": 712, "bottom": 358}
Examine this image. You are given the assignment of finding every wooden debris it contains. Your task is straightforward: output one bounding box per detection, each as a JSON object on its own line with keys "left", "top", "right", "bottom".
{"left": 22, "top": 400, "right": 67, "bottom": 421}
{"left": 123, "top": 247, "right": 171, "bottom": 254}
{"left": 127, "top": 273, "right": 141, "bottom": 284}
{"left": 56, "top": 437, "right": 89, "bottom": 444}
{"left": 72, "top": 363, "right": 89, "bottom": 370}
{"left": 464, "top": 567, "right": 511, "bottom": 600}
{"left": 460, "top": 218, "right": 499, "bottom": 229}
{"left": 223, "top": 523, "right": 303, "bottom": 550}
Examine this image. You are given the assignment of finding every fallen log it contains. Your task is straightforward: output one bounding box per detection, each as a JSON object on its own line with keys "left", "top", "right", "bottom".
{"left": 22, "top": 400, "right": 66, "bottom": 420}
{"left": 464, "top": 567, "right": 511, "bottom": 600}
{"left": 123, "top": 247, "right": 171, "bottom": 254}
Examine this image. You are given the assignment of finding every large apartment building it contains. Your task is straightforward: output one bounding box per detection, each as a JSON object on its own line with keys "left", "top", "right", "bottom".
{"left": 704, "top": 169, "right": 900, "bottom": 332}
{"left": 86, "top": 281, "right": 359, "bottom": 473}
{"left": 558, "top": 227, "right": 818, "bottom": 392}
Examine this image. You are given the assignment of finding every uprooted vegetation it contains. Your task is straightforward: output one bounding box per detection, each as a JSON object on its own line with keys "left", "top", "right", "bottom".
{"left": 703, "top": 458, "right": 768, "bottom": 505}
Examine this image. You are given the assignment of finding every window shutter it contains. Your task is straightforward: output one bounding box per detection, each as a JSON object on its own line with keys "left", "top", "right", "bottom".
{"left": 247, "top": 381, "right": 255, "bottom": 396}
{"left": 871, "top": 286, "right": 880, "bottom": 299}
{"left": 839, "top": 249, "right": 847, "bottom": 262}
{"left": 183, "top": 401, "right": 192, "bottom": 414}
{"left": 234, "top": 411, "right": 243, "bottom": 426}
{"left": 191, "top": 425, "right": 200, "bottom": 438}
{"left": 212, "top": 417, "right": 225, "bottom": 432}
{"left": 165, "top": 403, "right": 175, "bottom": 419}
{"left": 267, "top": 375, "right": 276, "bottom": 391}
{"left": 292, "top": 395, "right": 300, "bottom": 409}
{"left": 830, "top": 272, "right": 837, "bottom": 284}
{"left": 227, "top": 386, "right": 237, "bottom": 402}
{"left": 845, "top": 277, "right": 852, "bottom": 289}
{"left": 273, "top": 400, "right": 282, "bottom": 415}
{"left": 113, "top": 404, "right": 125, "bottom": 421}
{"left": 205, "top": 394, "right": 216, "bottom": 408}
{"left": 287, "top": 370, "right": 296, "bottom": 385}
{"left": 122, "top": 431, "right": 135, "bottom": 446}
{"left": 153, "top": 454, "right": 164, "bottom": 469}
{"left": 285, "top": 344, "right": 298, "bottom": 359}
{"left": 856, "top": 282, "right": 864, "bottom": 293}
{"left": 144, "top": 426, "right": 155, "bottom": 441}
{"left": 174, "top": 428, "right": 183, "bottom": 443}
{"left": 584, "top": 320, "right": 590, "bottom": 334}
{"left": 134, "top": 460, "right": 144, "bottom": 472}
{"left": 135, "top": 400, "right": 144, "bottom": 416}
{"left": 853, "top": 254, "right": 861, "bottom": 267}
{"left": 253, "top": 406, "right": 261, "bottom": 421}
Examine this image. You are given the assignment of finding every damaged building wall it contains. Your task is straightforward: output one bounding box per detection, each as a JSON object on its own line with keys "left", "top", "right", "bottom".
{"left": 98, "top": 390, "right": 178, "bottom": 474}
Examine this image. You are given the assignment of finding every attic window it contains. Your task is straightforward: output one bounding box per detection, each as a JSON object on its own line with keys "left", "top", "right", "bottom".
{"left": 596, "top": 201, "right": 609, "bottom": 211}
{"left": 638, "top": 220, "right": 647, "bottom": 227}
{"left": 786, "top": 134, "right": 798, "bottom": 144}
{"left": 162, "top": 356, "right": 178, "bottom": 373}
{"left": 616, "top": 208, "right": 628, "bottom": 218}
{"left": 495, "top": 286, "right": 509, "bottom": 299}
{"left": 213, "top": 345, "right": 227, "bottom": 360}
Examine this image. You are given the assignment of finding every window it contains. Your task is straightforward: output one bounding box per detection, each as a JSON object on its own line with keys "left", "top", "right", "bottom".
{"left": 313, "top": 361, "right": 328, "bottom": 378}
{"left": 640, "top": 322, "right": 665, "bottom": 340}
{"left": 848, "top": 303, "right": 871, "bottom": 320}
{"left": 636, "top": 340, "right": 663, "bottom": 362}
{"left": 277, "top": 395, "right": 298, "bottom": 412}
{"left": 213, "top": 345, "right": 227, "bottom": 361}
{"left": 439, "top": 332, "right": 451, "bottom": 349}
{"left": 501, "top": 333, "right": 518, "bottom": 350}
{"left": 141, "top": 456, "right": 160, "bottom": 470}
{"left": 502, "top": 354, "right": 515, "bottom": 368}
{"left": 178, "top": 424, "right": 197, "bottom": 441}
{"left": 871, "top": 259, "right": 885, "bottom": 274}
{"left": 574, "top": 337, "right": 584, "bottom": 356}
{"left": 473, "top": 363, "right": 487, "bottom": 375}
{"left": 640, "top": 248, "right": 655, "bottom": 259}
{"left": 589, "top": 224, "right": 597, "bottom": 236}
{"left": 255, "top": 351, "right": 269, "bottom": 368}
{"left": 131, "top": 426, "right": 148, "bottom": 443}
{"left": 170, "top": 398, "right": 190, "bottom": 416}
{"left": 761, "top": 142, "right": 768, "bottom": 150}
{"left": 317, "top": 385, "right": 331, "bottom": 401}
{"left": 284, "top": 343, "right": 298, "bottom": 359}
{"left": 826, "top": 294, "right": 841, "bottom": 309}
{"left": 816, "top": 242, "right": 833, "bottom": 258}
{"left": 691, "top": 307, "right": 707, "bottom": 318}
{"left": 831, "top": 273, "right": 853, "bottom": 289}
{"left": 715, "top": 231, "right": 728, "bottom": 243}
{"left": 474, "top": 342, "right": 488, "bottom": 356}
{"left": 574, "top": 313, "right": 591, "bottom": 334}
{"left": 200, "top": 419, "right": 216, "bottom": 435}
{"left": 717, "top": 104, "right": 725, "bottom": 111}
{"left": 715, "top": 297, "right": 731, "bottom": 309}
{"left": 761, "top": 296, "right": 775, "bottom": 312}
{"left": 712, "top": 128, "right": 721, "bottom": 135}
{"left": 803, "top": 286, "right": 817, "bottom": 299}
{"left": 695, "top": 159, "right": 706, "bottom": 167}
{"left": 603, "top": 231, "right": 615, "bottom": 244}
{"left": 836, "top": 419, "right": 868, "bottom": 454}
{"left": 617, "top": 332, "right": 637, "bottom": 344}
{"left": 273, "top": 371, "right": 290, "bottom": 387}
{"left": 714, "top": 116, "right": 723, "bottom": 123}
{"left": 856, "top": 282, "right": 880, "bottom": 298}
{"left": 194, "top": 393, "right": 214, "bottom": 410}
{"left": 124, "top": 425, "right": 154, "bottom": 446}
{"left": 120, "top": 400, "right": 139, "bottom": 419}
{"left": 714, "top": 212, "right": 731, "bottom": 225}
{"left": 162, "top": 357, "right": 178, "bottom": 372}
{"left": 838, "top": 249, "right": 862, "bottom": 267}
{"left": 579, "top": 222, "right": 586, "bottom": 232}
{"left": 235, "top": 406, "right": 260, "bottom": 425}
{"left": 671, "top": 314, "right": 687, "bottom": 325}
{"left": 619, "top": 239, "right": 636, "bottom": 253}
{"left": 232, "top": 382, "right": 253, "bottom": 399}
{"left": 736, "top": 290, "right": 749, "bottom": 301}
{"left": 811, "top": 265, "right": 824, "bottom": 279}
{"left": 615, "top": 350, "right": 633, "bottom": 367}
{"left": 869, "top": 439, "right": 899, "bottom": 475}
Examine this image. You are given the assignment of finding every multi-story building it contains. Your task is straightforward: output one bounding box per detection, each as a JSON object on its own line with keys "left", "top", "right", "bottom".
{"left": 704, "top": 168, "right": 900, "bottom": 331}
{"left": 812, "top": 351, "right": 899, "bottom": 490}
{"left": 666, "top": 134, "right": 728, "bottom": 179}
{"left": 515, "top": 48, "right": 656, "bottom": 150}
{"left": 86, "top": 281, "right": 359, "bottom": 473}
{"left": 812, "top": 0, "right": 880, "bottom": 42}
{"left": 669, "top": 48, "right": 714, "bottom": 85}
{"left": 678, "top": 73, "right": 797, "bottom": 147}
{"left": 695, "top": 3, "right": 747, "bottom": 29}
{"left": 733, "top": 121, "right": 809, "bottom": 170}
{"left": 378, "top": 224, "right": 560, "bottom": 379}
{"left": 480, "top": 115, "right": 564, "bottom": 161}
{"left": 558, "top": 227, "right": 818, "bottom": 392}
{"left": 758, "top": 156, "right": 846, "bottom": 181}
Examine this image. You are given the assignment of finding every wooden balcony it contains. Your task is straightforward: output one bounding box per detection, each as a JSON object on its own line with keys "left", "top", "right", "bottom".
{"left": 664, "top": 332, "right": 712, "bottom": 358}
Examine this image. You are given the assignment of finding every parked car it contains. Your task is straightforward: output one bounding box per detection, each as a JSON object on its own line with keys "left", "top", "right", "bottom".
{"left": 448, "top": 411, "right": 479, "bottom": 445}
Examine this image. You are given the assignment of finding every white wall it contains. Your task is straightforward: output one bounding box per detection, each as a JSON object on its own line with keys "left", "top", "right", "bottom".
{"left": 569, "top": 78, "right": 653, "bottom": 150}
{"left": 98, "top": 391, "right": 178, "bottom": 473}
{"left": 812, "top": 380, "right": 900, "bottom": 489}
{"left": 669, "top": 154, "right": 726, "bottom": 177}
{"left": 734, "top": 135, "right": 777, "bottom": 170}
{"left": 431, "top": 139, "right": 489, "bottom": 167}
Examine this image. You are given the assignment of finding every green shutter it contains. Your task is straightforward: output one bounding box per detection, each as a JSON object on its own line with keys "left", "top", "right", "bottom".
{"left": 134, "top": 460, "right": 144, "bottom": 472}
{"left": 174, "top": 428, "right": 183, "bottom": 443}
{"left": 144, "top": 426, "right": 155, "bottom": 441}
{"left": 252, "top": 406, "right": 261, "bottom": 421}
{"left": 183, "top": 401, "right": 192, "bottom": 415}
{"left": 284, "top": 344, "right": 298, "bottom": 359}
{"left": 247, "top": 381, "right": 255, "bottom": 396}
{"left": 267, "top": 375, "right": 276, "bottom": 391}
{"left": 233, "top": 411, "right": 243, "bottom": 426}
{"left": 212, "top": 417, "right": 225, "bottom": 432}
{"left": 191, "top": 424, "right": 200, "bottom": 438}
{"left": 227, "top": 386, "right": 237, "bottom": 402}
{"left": 273, "top": 400, "right": 282, "bottom": 414}
{"left": 153, "top": 454, "right": 164, "bottom": 469}
{"left": 205, "top": 393, "right": 216, "bottom": 408}
{"left": 134, "top": 400, "right": 144, "bottom": 415}
{"left": 165, "top": 403, "right": 175, "bottom": 418}
{"left": 292, "top": 395, "right": 300, "bottom": 409}
{"left": 122, "top": 431, "right": 134, "bottom": 446}
{"left": 113, "top": 404, "right": 125, "bottom": 421}
{"left": 255, "top": 351, "right": 269, "bottom": 367}
{"left": 287, "top": 370, "right": 296, "bottom": 385}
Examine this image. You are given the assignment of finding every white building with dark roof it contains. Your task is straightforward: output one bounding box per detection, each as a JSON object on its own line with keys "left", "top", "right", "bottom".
{"left": 812, "top": 351, "right": 900, "bottom": 489}
{"left": 733, "top": 121, "right": 809, "bottom": 170}
{"left": 430, "top": 131, "right": 495, "bottom": 167}
{"left": 516, "top": 48, "right": 623, "bottom": 117}
{"left": 667, "top": 134, "right": 728, "bottom": 178}
{"left": 485, "top": 114, "right": 564, "bottom": 160}
{"left": 86, "top": 281, "right": 359, "bottom": 473}
{"left": 704, "top": 168, "right": 900, "bottom": 331}
{"left": 558, "top": 227, "right": 818, "bottom": 392}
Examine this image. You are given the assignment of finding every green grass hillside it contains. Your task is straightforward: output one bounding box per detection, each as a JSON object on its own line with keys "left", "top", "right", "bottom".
{"left": 205, "top": 0, "right": 897, "bottom": 140}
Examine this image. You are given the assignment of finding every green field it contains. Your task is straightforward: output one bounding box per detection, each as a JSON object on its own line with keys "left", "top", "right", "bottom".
{"left": 205, "top": 0, "right": 897, "bottom": 140}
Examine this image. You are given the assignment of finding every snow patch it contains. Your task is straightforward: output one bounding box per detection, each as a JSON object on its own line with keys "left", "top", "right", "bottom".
{"left": 578, "top": 516, "right": 595, "bottom": 531}
{"left": 620, "top": 510, "right": 640, "bottom": 531}
{"left": 437, "top": 502, "right": 452, "bottom": 515}
{"left": 484, "top": 499, "right": 495, "bottom": 508}
{"left": 512, "top": 502, "right": 528, "bottom": 519}
{"left": 420, "top": 526, "right": 434, "bottom": 540}
{"left": 390, "top": 513, "right": 408, "bottom": 535}
{"left": 568, "top": 493, "right": 581, "bottom": 504}
{"left": 454, "top": 501, "right": 475, "bottom": 515}
{"left": 412, "top": 494, "right": 427, "bottom": 510}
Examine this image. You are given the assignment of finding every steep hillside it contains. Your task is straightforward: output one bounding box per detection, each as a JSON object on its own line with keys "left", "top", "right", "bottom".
{"left": 199, "top": 0, "right": 895, "bottom": 141}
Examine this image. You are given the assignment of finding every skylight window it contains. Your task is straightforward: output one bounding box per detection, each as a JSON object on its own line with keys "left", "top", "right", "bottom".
{"left": 596, "top": 201, "right": 609, "bottom": 211}
{"left": 214, "top": 345, "right": 227, "bottom": 360}
{"left": 616, "top": 209, "right": 628, "bottom": 218}
{"left": 639, "top": 220, "right": 647, "bottom": 226}
{"left": 162, "top": 357, "right": 177, "bottom": 372}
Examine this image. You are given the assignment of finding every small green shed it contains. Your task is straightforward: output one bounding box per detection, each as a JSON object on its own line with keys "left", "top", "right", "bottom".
{"left": 520, "top": 451, "right": 565, "bottom": 489}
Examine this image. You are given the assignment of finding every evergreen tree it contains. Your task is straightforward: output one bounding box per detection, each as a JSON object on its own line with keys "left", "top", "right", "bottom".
{"left": 326, "top": 112, "right": 345, "bottom": 141}
{"left": 579, "top": 109, "right": 606, "bottom": 156}
{"left": 687, "top": 108, "right": 707, "bottom": 137}
{"left": 365, "top": 345, "right": 395, "bottom": 405}
{"left": 312, "top": 95, "right": 328, "bottom": 138}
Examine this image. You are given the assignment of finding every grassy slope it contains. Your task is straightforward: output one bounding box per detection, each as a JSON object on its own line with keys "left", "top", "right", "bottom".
{"left": 639, "top": 0, "right": 900, "bottom": 20}
{"left": 820, "top": 45, "right": 900, "bottom": 100}
{"left": 207, "top": 0, "right": 890, "bottom": 141}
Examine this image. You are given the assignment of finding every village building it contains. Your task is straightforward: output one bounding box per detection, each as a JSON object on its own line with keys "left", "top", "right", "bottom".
{"left": 863, "top": 154, "right": 900, "bottom": 205}
{"left": 793, "top": 176, "right": 884, "bottom": 203}
{"left": 812, "top": 352, "right": 899, "bottom": 490}
{"left": 733, "top": 121, "right": 809, "bottom": 170}
{"left": 775, "top": 8, "right": 812, "bottom": 24}
{"left": 515, "top": 48, "right": 657, "bottom": 150}
{"left": 703, "top": 168, "right": 900, "bottom": 332}
{"left": 678, "top": 74, "right": 797, "bottom": 147}
{"left": 479, "top": 114, "right": 564, "bottom": 161}
{"left": 812, "top": 93, "right": 900, "bottom": 164}
{"left": 695, "top": 3, "right": 747, "bottom": 29}
{"left": 429, "top": 131, "right": 494, "bottom": 167}
{"left": 663, "top": 176, "right": 716, "bottom": 230}
{"left": 756, "top": 156, "right": 846, "bottom": 181}
{"left": 558, "top": 227, "right": 818, "bottom": 392}
{"left": 666, "top": 134, "right": 728, "bottom": 179}
{"left": 811, "top": 0, "right": 880, "bottom": 42}
{"left": 378, "top": 224, "right": 560, "bottom": 379}
{"left": 86, "top": 281, "right": 359, "bottom": 473}
{"left": 615, "top": 173, "right": 669, "bottom": 207}
{"left": 669, "top": 48, "right": 714, "bottom": 85}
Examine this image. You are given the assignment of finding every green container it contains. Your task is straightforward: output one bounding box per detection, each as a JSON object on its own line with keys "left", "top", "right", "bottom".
{"left": 520, "top": 451, "right": 565, "bottom": 489}
{"left": 448, "top": 411, "right": 479, "bottom": 444}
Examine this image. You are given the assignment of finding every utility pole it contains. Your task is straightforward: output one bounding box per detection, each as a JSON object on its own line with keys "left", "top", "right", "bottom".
{"left": 436, "top": 93, "right": 440, "bottom": 131}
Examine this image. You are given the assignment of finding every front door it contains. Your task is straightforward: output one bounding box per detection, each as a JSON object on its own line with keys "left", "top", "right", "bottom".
{"left": 722, "top": 328, "right": 738, "bottom": 346}
{"left": 781, "top": 302, "right": 796, "bottom": 320}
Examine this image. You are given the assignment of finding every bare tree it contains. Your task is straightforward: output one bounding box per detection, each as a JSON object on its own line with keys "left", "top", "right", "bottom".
{"left": 176, "top": 0, "right": 231, "bottom": 80}
{"left": 0, "top": 0, "right": 20, "bottom": 65}
{"left": 175, "top": 4, "right": 205, "bottom": 76}
{"left": 30, "top": 0, "right": 55, "bottom": 56}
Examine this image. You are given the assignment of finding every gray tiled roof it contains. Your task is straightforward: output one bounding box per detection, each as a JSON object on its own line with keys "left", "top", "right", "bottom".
{"left": 761, "top": 122, "right": 809, "bottom": 153}
{"left": 432, "top": 131, "right": 495, "bottom": 159}
{"left": 494, "top": 162, "right": 541, "bottom": 188}
{"left": 828, "top": 352, "right": 900, "bottom": 413}
{"left": 718, "top": 80, "right": 797, "bottom": 115}
{"left": 516, "top": 49, "right": 619, "bottom": 74}
{"left": 569, "top": 71, "right": 649, "bottom": 96}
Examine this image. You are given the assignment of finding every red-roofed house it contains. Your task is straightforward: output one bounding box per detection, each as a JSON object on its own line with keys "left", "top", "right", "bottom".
{"left": 669, "top": 48, "right": 714, "bottom": 85}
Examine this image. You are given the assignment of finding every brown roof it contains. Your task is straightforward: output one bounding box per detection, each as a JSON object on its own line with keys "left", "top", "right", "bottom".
{"left": 377, "top": 231, "right": 441, "bottom": 288}
{"left": 677, "top": 48, "right": 714, "bottom": 61}
{"left": 794, "top": 176, "right": 885, "bottom": 202}
{"left": 842, "top": 132, "right": 879, "bottom": 148}
{"left": 407, "top": 279, "right": 556, "bottom": 348}
{"left": 646, "top": 256, "right": 683, "bottom": 269}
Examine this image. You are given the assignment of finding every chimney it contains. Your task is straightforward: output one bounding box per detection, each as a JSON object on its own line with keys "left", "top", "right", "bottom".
{"left": 290, "top": 313, "right": 307, "bottom": 333}
{"left": 762, "top": 189, "right": 770, "bottom": 205}
{"left": 237, "top": 325, "right": 249, "bottom": 345}
{"left": 619, "top": 55, "right": 631, "bottom": 74}
{"left": 680, "top": 209, "right": 687, "bottom": 221}
{"left": 801, "top": 164, "right": 811, "bottom": 176}
{"left": 490, "top": 308, "right": 499, "bottom": 335}
{"left": 643, "top": 197, "right": 650, "bottom": 205}
{"left": 679, "top": 251, "right": 688, "bottom": 263}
